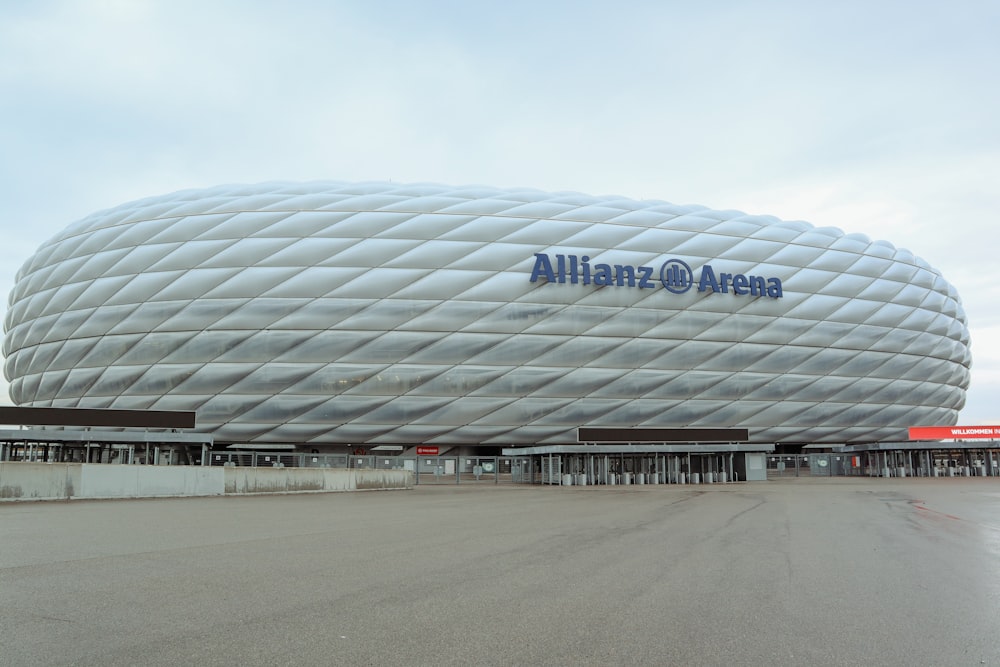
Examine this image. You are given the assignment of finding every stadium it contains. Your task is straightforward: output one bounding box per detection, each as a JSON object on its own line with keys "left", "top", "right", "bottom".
{"left": 1, "top": 181, "right": 972, "bottom": 476}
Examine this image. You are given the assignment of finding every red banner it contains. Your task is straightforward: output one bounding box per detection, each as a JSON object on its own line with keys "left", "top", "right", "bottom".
{"left": 909, "top": 425, "right": 1000, "bottom": 440}
{"left": 415, "top": 446, "right": 439, "bottom": 455}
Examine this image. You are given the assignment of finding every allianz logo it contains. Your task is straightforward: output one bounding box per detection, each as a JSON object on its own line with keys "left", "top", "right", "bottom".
{"left": 529, "top": 253, "right": 783, "bottom": 299}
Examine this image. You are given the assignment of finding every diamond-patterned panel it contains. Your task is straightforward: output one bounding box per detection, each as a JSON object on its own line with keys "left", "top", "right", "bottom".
{"left": 3, "top": 181, "right": 971, "bottom": 445}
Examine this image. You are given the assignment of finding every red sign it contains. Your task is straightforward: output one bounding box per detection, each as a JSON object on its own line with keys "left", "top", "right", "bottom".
{"left": 909, "top": 425, "right": 1000, "bottom": 440}
{"left": 415, "top": 446, "right": 439, "bottom": 455}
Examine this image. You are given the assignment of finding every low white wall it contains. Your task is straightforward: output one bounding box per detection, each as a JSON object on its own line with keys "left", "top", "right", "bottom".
{"left": 0, "top": 462, "right": 413, "bottom": 501}
{"left": 78, "top": 465, "right": 225, "bottom": 499}
{"left": 0, "top": 462, "right": 81, "bottom": 500}
{"left": 224, "top": 467, "right": 413, "bottom": 494}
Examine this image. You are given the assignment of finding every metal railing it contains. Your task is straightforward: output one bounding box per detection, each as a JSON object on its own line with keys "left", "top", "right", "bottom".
{"left": 208, "top": 450, "right": 1000, "bottom": 483}
{"left": 208, "top": 452, "right": 530, "bottom": 485}
{"left": 766, "top": 453, "right": 1000, "bottom": 478}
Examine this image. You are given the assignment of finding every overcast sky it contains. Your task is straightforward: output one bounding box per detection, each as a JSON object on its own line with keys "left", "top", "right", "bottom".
{"left": 2, "top": 0, "right": 998, "bottom": 423}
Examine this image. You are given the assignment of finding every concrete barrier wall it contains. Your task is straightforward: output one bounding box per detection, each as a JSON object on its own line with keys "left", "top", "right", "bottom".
{"left": 0, "top": 462, "right": 82, "bottom": 499}
{"left": 0, "top": 462, "right": 413, "bottom": 501}
{"left": 354, "top": 468, "right": 413, "bottom": 491}
{"left": 224, "top": 467, "right": 413, "bottom": 494}
{"left": 78, "top": 465, "right": 225, "bottom": 499}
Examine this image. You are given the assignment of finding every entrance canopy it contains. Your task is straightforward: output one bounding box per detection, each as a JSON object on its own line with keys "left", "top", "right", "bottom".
{"left": 502, "top": 443, "right": 773, "bottom": 456}
{"left": 0, "top": 406, "right": 196, "bottom": 429}
{"left": 504, "top": 427, "right": 769, "bottom": 457}
{"left": 577, "top": 427, "right": 750, "bottom": 443}
{"left": 0, "top": 406, "right": 209, "bottom": 465}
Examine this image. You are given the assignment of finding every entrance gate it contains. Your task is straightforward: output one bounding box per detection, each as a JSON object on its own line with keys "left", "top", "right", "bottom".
{"left": 410, "top": 457, "right": 520, "bottom": 485}
{"left": 766, "top": 453, "right": 889, "bottom": 478}
{"left": 533, "top": 452, "right": 743, "bottom": 485}
{"left": 413, "top": 457, "right": 457, "bottom": 485}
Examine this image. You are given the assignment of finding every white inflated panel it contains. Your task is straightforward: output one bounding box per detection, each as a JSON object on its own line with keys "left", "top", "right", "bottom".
{"left": 3, "top": 181, "right": 971, "bottom": 444}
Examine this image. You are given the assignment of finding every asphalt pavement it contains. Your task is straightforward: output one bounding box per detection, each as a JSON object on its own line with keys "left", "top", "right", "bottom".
{"left": 2, "top": 478, "right": 999, "bottom": 666}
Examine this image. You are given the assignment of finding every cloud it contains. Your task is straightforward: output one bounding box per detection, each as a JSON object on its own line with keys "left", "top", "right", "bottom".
{"left": 0, "top": 0, "right": 998, "bottom": 422}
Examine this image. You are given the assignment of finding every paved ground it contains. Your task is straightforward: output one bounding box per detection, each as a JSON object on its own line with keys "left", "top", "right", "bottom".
{"left": 2, "top": 478, "right": 1000, "bottom": 666}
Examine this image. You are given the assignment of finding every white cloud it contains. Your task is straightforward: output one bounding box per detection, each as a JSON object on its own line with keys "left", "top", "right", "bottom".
{"left": 1, "top": 0, "right": 998, "bottom": 424}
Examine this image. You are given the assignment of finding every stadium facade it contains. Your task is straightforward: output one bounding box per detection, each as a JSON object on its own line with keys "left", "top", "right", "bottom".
{"left": 2, "top": 181, "right": 971, "bottom": 452}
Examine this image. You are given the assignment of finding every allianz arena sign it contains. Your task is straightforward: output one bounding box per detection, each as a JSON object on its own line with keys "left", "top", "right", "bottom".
{"left": 529, "top": 252, "right": 784, "bottom": 298}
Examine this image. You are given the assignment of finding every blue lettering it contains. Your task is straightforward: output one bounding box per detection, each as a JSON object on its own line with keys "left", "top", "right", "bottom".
{"left": 718, "top": 272, "right": 733, "bottom": 294}
{"left": 530, "top": 253, "right": 555, "bottom": 283}
{"left": 569, "top": 255, "right": 579, "bottom": 284}
{"left": 593, "top": 264, "right": 614, "bottom": 286}
{"left": 698, "top": 265, "right": 720, "bottom": 293}
{"left": 637, "top": 266, "right": 655, "bottom": 288}
{"left": 766, "top": 277, "right": 783, "bottom": 298}
{"left": 615, "top": 264, "right": 636, "bottom": 287}
{"left": 531, "top": 254, "right": 782, "bottom": 298}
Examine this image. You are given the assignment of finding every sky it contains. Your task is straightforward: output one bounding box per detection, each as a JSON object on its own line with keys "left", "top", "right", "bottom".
{"left": 1, "top": 0, "right": 998, "bottom": 422}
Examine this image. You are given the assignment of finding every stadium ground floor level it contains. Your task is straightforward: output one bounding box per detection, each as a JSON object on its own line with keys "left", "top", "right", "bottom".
{"left": 496, "top": 443, "right": 774, "bottom": 484}
{"left": 5, "top": 435, "right": 1000, "bottom": 485}
{"left": 0, "top": 428, "right": 212, "bottom": 466}
{"left": 187, "top": 440, "right": 1000, "bottom": 486}
{"left": 780, "top": 441, "right": 1000, "bottom": 479}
